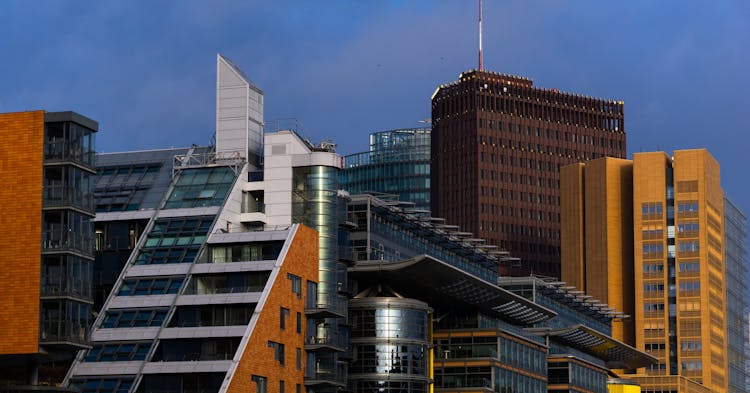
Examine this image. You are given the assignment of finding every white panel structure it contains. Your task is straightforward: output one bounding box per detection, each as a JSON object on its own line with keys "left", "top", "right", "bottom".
{"left": 216, "top": 54, "right": 264, "bottom": 163}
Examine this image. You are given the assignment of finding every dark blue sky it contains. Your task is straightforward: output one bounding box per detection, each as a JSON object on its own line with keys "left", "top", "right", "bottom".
{"left": 1, "top": 1, "right": 748, "bottom": 218}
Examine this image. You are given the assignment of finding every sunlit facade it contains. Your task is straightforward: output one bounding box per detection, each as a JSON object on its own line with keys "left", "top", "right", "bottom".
{"left": 561, "top": 149, "right": 738, "bottom": 393}
{"left": 0, "top": 111, "right": 98, "bottom": 391}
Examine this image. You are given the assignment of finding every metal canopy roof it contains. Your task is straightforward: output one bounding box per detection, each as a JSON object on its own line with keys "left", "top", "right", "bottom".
{"left": 498, "top": 276, "right": 621, "bottom": 322}
{"left": 349, "top": 255, "right": 556, "bottom": 326}
{"left": 525, "top": 324, "right": 658, "bottom": 369}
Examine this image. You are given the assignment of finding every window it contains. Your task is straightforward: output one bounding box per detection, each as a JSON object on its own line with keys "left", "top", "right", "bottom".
{"left": 117, "top": 277, "right": 183, "bottom": 296}
{"left": 643, "top": 263, "right": 664, "bottom": 274}
{"left": 643, "top": 283, "right": 664, "bottom": 293}
{"left": 641, "top": 202, "right": 663, "bottom": 220}
{"left": 279, "top": 381, "right": 285, "bottom": 393}
{"left": 296, "top": 312, "right": 302, "bottom": 334}
{"left": 268, "top": 341, "right": 285, "bottom": 365}
{"left": 134, "top": 217, "right": 213, "bottom": 265}
{"left": 164, "top": 166, "right": 236, "bottom": 209}
{"left": 84, "top": 342, "right": 152, "bottom": 362}
{"left": 680, "top": 340, "right": 702, "bottom": 352}
{"left": 306, "top": 281, "right": 318, "bottom": 307}
{"left": 296, "top": 348, "right": 302, "bottom": 370}
{"left": 677, "top": 222, "right": 699, "bottom": 236}
{"left": 642, "top": 243, "right": 664, "bottom": 258}
{"left": 101, "top": 309, "right": 168, "bottom": 328}
{"left": 644, "top": 303, "right": 665, "bottom": 313}
{"left": 678, "top": 261, "right": 700, "bottom": 273}
{"left": 677, "top": 201, "right": 699, "bottom": 216}
{"left": 677, "top": 241, "right": 700, "bottom": 256}
{"left": 679, "top": 280, "right": 700, "bottom": 293}
{"left": 287, "top": 273, "right": 302, "bottom": 298}
{"left": 251, "top": 375, "right": 267, "bottom": 393}
{"left": 280, "top": 307, "right": 290, "bottom": 330}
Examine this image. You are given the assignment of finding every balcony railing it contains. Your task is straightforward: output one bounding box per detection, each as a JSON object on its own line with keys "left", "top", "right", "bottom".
{"left": 44, "top": 142, "right": 95, "bottom": 168}
{"left": 42, "top": 230, "right": 94, "bottom": 256}
{"left": 305, "top": 368, "right": 346, "bottom": 387}
{"left": 41, "top": 279, "right": 92, "bottom": 300}
{"left": 43, "top": 185, "right": 94, "bottom": 211}
{"left": 40, "top": 320, "right": 89, "bottom": 346}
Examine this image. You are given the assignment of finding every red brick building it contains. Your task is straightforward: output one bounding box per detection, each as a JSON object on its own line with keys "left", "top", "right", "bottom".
{"left": 431, "top": 70, "right": 626, "bottom": 278}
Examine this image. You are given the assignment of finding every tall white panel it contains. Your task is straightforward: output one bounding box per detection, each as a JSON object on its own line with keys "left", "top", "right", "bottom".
{"left": 216, "top": 54, "right": 264, "bottom": 162}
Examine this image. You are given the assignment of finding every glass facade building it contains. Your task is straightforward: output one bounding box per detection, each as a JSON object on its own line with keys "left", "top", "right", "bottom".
{"left": 348, "top": 297, "right": 431, "bottom": 393}
{"left": 342, "top": 128, "right": 431, "bottom": 211}
{"left": 724, "top": 198, "right": 747, "bottom": 393}
{"left": 0, "top": 111, "right": 98, "bottom": 391}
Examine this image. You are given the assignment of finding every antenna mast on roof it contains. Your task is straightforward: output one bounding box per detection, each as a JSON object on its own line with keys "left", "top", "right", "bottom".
{"left": 478, "top": 0, "right": 483, "bottom": 71}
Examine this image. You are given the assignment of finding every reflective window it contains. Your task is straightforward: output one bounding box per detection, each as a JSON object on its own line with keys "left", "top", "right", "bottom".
{"left": 101, "top": 309, "right": 168, "bottom": 328}
{"left": 95, "top": 164, "right": 161, "bottom": 212}
{"left": 117, "top": 277, "right": 184, "bottom": 296}
{"left": 84, "top": 342, "right": 152, "bottom": 362}
{"left": 134, "top": 217, "right": 213, "bottom": 265}
{"left": 164, "top": 167, "right": 236, "bottom": 209}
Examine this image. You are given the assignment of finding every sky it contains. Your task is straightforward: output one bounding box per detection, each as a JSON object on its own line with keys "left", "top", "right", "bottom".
{"left": 1, "top": 0, "right": 748, "bottom": 220}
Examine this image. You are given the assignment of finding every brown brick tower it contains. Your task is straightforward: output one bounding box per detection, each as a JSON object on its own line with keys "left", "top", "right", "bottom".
{"left": 431, "top": 70, "right": 626, "bottom": 277}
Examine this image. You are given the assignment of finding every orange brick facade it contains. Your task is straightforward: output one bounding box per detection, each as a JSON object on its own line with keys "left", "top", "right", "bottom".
{"left": 227, "top": 224, "right": 319, "bottom": 393}
{"left": 0, "top": 111, "right": 44, "bottom": 355}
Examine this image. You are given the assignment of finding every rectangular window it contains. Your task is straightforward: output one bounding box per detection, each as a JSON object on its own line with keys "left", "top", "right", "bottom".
{"left": 251, "top": 375, "right": 267, "bottom": 393}
{"left": 84, "top": 342, "right": 152, "bottom": 362}
{"left": 296, "top": 348, "right": 302, "bottom": 370}
{"left": 279, "top": 380, "right": 285, "bottom": 393}
{"left": 117, "top": 277, "right": 184, "bottom": 296}
{"left": 287, "top": 273, "right": 302, "bottom": 298}
{"left": 280, "top": 307, "right": 290, "bottom": 330}
{"left": 101, "top": 309, "right": 168, "bottom": 328}
{"left": 296, "top": 312, "right": 302, "bottom": 334}
{"left": 268, "top": 341, "right": 285, "bottom": 365}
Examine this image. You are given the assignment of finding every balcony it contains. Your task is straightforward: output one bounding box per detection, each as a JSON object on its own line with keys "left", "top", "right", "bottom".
{"left": 43, "top": 185, "right": 94, "bottom": 212}
{"left": 44, "top": 141, "right": 95, "bottom": 168}
{"left": 42, "top": 230, "right": 94, "bottom": 256}
{"left": 305, "top": 299, "right": 346, "bottom": 319}
{"left": 41, "top": 279, "right": 92, "bottom": 300}
{"left": 305, "top": 331, "right": 346, "bottom": 353}
{"left": 304, "top": 365, "right": 346, "bottom": 388}
{"left": 40, "top": 320, "right": 89, "bottom": 348}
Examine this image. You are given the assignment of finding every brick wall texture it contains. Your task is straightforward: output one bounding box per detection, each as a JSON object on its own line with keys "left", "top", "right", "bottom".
{"left": 227, "top": 224, "right": 319, "bottom": 393}
{"left": 0, "top": 111, "right": 44, "bottom": 355}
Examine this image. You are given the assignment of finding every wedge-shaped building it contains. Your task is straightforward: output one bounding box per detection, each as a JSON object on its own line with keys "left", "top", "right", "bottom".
{"left": 64, "top": 55, "right": 345, "bottom": 393}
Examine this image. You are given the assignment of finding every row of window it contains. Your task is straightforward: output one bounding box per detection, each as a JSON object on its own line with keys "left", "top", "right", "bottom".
{"left": 117, "top": 277, "right": 183, "bottom": 296}
{"left": 251, "top": 375, "right": 302, "bottom": 393}
{"left": 643, "top": 262, "right": 700, "bottom": 275}
{"left": 134, "top": 217, "right": 213, "bottom": 265}
{"left": 84, "top": 342, "right": 151, "bottom": 362}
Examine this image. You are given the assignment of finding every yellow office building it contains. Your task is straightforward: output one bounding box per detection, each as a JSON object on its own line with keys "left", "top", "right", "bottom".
{"left": 561, "top": 149, "right": 728, "bottom": 393}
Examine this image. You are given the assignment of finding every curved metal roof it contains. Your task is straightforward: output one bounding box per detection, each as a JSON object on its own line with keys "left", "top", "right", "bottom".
{"left": 525, "top": 324, "right": 657, "bottom": 369}
{"left": 349, "top": 255, "right": 556, "bottom": 326}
